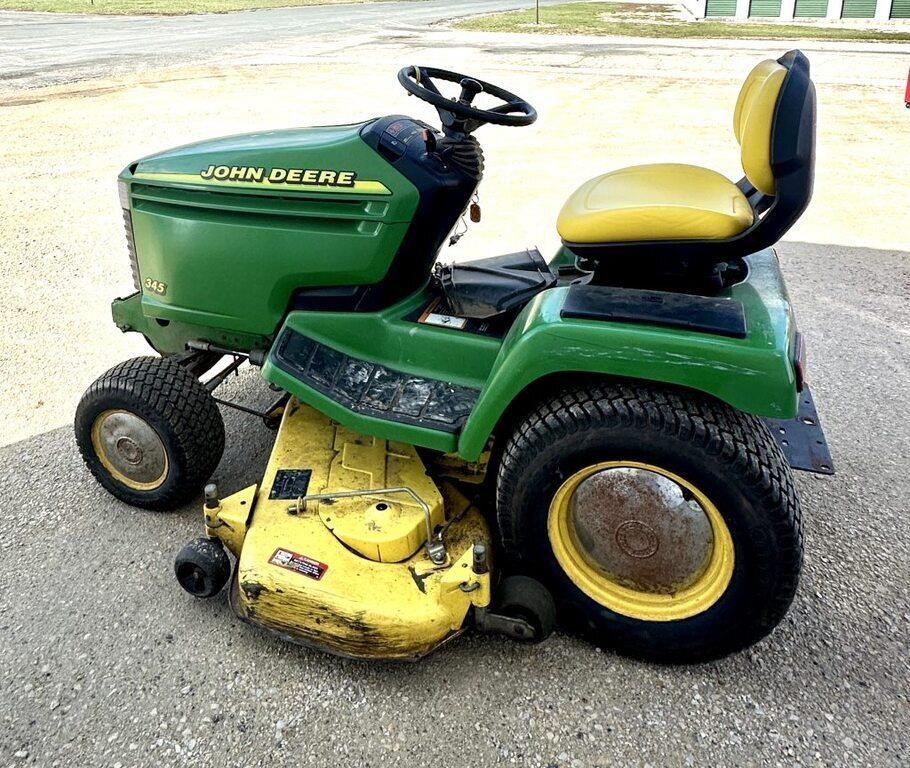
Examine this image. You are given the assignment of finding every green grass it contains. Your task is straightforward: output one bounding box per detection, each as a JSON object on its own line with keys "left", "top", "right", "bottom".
{"left": 454, "top": 2, "right": 910, "bottom": 42}
{"left": 0, "top": 0, "right": 395, "bottom": 14}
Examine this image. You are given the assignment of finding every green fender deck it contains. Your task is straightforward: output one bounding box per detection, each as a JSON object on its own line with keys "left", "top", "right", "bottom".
{"left": 259, "top": 249, "right": 798, "bottom": 460}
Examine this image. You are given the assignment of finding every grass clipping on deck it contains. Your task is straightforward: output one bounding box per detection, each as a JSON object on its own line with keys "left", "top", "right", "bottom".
{"left": 454, "top": 2, "right": 910, "bottom": 42}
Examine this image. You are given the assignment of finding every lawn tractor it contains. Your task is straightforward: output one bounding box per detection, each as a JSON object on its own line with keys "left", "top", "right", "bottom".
{"left": 76, "top": 52, "right": 833, "bottom": 663}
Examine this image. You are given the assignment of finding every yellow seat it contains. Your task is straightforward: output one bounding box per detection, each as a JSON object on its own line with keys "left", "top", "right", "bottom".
{"left": 556, "top": 164, "right": 754, "bottom": 244}
{"left": 557, "top": 57, "right": 790, "bottom": 246}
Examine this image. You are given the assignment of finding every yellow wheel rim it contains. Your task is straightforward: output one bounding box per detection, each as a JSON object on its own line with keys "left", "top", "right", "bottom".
{"left": 90, "top": 409, "right": 169, "bottom": 492}
{"left": 547, "top": 461, "right": 734, "bottom": 622}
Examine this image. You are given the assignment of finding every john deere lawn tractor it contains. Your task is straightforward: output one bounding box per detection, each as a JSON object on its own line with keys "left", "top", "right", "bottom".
{"left": 76, "top": 52, "right": 832, "bottom": 663}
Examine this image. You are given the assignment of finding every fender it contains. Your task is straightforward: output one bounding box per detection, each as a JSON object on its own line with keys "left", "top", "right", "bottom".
{"left": 458, "top": 248, "right": 799, "bottom": 460}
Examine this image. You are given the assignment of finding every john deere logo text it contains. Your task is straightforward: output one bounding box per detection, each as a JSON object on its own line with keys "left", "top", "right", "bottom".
{"left": 200, "top": 165, "right": 357, "bottom": 187}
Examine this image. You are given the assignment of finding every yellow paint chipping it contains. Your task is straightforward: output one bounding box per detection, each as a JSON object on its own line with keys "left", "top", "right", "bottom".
{"left": 548, "top": 461, "right": 735, "bottom": 622}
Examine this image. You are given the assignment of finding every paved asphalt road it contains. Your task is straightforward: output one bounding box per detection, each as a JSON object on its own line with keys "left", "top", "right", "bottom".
{"left": 1, "top": 242, "right": 908, "bottom": 767}
{"left": 0, "top": 0, "right": 563, "bottom": 89}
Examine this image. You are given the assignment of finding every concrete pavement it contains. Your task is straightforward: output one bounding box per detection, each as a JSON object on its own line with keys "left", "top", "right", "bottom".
{"left": 0, "top": 0, "right": 565, "bottom": 89}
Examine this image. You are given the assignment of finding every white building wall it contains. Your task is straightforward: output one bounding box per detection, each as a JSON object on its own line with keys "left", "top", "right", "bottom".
{"left": 779, "top": 0, "right": 797, "bottom": 19}
{"left": 827, "top": 0, "right": 845, "bottom": 18}
{"left": 681, "top": 0, "right": 708, "bottom": 19}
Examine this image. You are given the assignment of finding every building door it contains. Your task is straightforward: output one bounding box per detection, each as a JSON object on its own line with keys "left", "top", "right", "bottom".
{"left": 705, "top": 0, "right": 737, "bottom": 15}
{"left": 841, "top": 0, "right": 876, "bottom": 16}
{"left": 794, "top": 0, "right": 828, "bottom": 16}
{"left": 749, "top": 0, "right": 784, "bottom": 15}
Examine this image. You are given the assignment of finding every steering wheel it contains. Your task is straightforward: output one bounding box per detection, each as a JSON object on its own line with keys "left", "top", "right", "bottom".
{"left": 397, "top": 66, "right": 537, "bottom": 134}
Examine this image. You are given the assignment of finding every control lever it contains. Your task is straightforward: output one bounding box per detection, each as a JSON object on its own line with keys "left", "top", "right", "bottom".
{"left": 420, "top": 128, "right": 437, "bottom": 154}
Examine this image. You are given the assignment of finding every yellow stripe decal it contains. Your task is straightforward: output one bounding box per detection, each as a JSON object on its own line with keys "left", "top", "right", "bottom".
{"left": 132, "top": 171, "right": 391, "bottom": 196}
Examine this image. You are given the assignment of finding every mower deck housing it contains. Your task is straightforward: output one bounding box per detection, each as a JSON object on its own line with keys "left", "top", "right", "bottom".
{"left": 205, "top": 400, "right": 491, "bottom": 659}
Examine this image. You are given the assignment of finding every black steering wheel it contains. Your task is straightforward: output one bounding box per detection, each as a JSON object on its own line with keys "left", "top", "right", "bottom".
{"left": 397, "top": 66, "right": 537, "bottom": 135}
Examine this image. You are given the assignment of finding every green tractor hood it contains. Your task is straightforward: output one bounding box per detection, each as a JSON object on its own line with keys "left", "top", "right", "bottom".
{"left": 117, "top": 121, "right": 419, "bottom": 342}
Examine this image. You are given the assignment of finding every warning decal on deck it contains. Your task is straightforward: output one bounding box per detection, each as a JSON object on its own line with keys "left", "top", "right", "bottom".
{"left": 268, "top": 548, "right": 328, "bottom": 581}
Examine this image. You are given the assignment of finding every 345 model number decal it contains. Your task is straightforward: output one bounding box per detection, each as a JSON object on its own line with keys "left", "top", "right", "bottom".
{"left": 200, "top": 165, "right": 356, "bottom": 187}
{"left": 144, "top": 278, "right": 167, "bottom": 295}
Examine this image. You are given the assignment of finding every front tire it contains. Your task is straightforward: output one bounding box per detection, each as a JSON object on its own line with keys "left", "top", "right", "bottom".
{"left": 496, "top": 381, "right": 803, "bottom": 663}
{"left": 75, "top": 356, "right": 225, "bottom": 510}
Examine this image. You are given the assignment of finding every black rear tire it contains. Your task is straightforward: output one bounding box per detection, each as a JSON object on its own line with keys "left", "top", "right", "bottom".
{"left": 496, "top": 381, "right": 803, "bottom": 663}
{"left": 75, "top": 356, "right": 225, "bottom": 511}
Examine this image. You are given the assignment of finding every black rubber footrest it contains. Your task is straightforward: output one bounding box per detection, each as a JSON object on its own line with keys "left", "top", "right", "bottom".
{"left": 271, "top": 329, "right": 479, "bottom": 433}
{"left": 561, "top": 284, "right": 747, "bottom": 339}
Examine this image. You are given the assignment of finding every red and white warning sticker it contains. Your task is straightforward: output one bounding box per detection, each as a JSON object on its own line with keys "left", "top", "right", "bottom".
{"left": 268, "top": 548, "right": 328, "bottom": 581}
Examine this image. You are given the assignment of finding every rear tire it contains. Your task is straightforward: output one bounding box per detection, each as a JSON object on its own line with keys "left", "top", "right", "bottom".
{"left": 496, "top": 381, "right": 803, "bottom": 663}
{"left": 75, "top": 356, "right": 225, "bottom": 510}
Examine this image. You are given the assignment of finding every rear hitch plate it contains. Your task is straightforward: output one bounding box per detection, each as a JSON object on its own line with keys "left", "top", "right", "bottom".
{"left": 764, "top": 385, "right": 834, "bottom": 475}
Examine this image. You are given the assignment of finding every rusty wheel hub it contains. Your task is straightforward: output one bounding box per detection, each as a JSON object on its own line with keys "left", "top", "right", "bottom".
{"left": 568, "top": 467, "right": 714, "bottom": 595}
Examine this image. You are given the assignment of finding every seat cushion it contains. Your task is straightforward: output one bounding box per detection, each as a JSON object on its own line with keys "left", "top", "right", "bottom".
{"left": 556, "top": 163, "right": 755, "bottom": 244}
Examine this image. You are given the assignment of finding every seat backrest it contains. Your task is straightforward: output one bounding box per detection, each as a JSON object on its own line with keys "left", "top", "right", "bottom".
{"left": 734, "top": 59, "right": 787, "bottom": 196}
{"left": 734, "top": 50, "right": 815, "bottom": 209}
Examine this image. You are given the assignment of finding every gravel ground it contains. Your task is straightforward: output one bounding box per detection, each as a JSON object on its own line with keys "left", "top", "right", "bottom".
{"left": 0, "top": 0, "right": 567, "bottom": 91}
{"left": 1, "top": 241, "right": 908, "bottom": 767}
